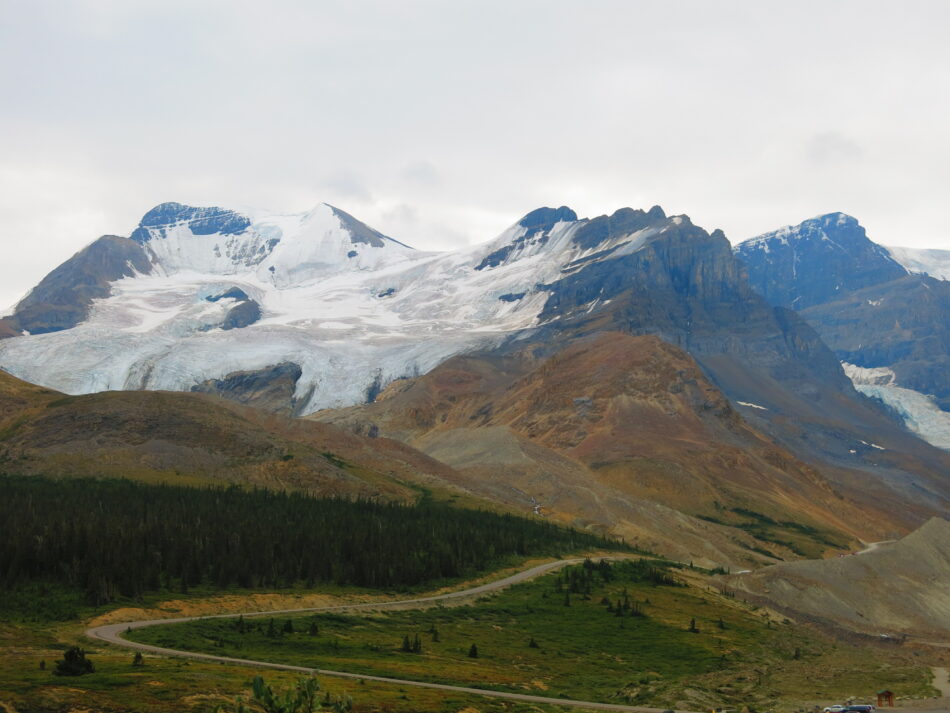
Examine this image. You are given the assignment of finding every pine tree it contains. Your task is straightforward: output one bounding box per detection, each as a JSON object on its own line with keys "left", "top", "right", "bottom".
{"left": 132, "top": 652, "right": 144, "bottom": 667}
{"left": 308, "top": 622, "right": 319, "bottom": 636}
{"left": 528, "top": 637, "right": 539, "bottom": 649}
{"left": 283, "top": 619, "right": 295, "bottom": 634}
{"left": 54, "top": 647, "right": 95, "bottom": 676}
{"left": 401, "top": 635, "right": 412, "bottom": 653}
{"left": 468, "top": 643, "right": 479, "bottom": 658}
{"left": 688, "top": 618, "right": 699, "bottom": 633}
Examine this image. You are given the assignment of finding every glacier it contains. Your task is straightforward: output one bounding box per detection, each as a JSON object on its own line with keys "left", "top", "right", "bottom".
{"left": 885, "top": 245, "right": 950, "bottom": 281}
{"left": 844, "top": 362, "right": 950, "bottom": 451}
{"left": 0, "top": 202, "right": 671, "bottom": 413}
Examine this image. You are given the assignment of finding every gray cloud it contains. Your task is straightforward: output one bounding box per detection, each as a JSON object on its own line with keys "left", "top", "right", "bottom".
{"left": 1, "top": 0, "right": 950, "bottom": 308}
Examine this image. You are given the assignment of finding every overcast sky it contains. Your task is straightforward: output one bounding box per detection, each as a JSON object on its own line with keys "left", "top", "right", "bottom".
{"left": 2, "top": 0, "right": 949, "bottom": 308}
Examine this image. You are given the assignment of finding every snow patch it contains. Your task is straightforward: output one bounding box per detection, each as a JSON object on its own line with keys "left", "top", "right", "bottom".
{"left": 842, "top": 362, "right": 896, "bottom": 387}
{"left": 736, "top": 401, "right": 768, "bottom": 410}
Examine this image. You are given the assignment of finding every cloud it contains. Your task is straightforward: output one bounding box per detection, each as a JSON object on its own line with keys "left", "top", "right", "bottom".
{"left": 1, "top": 0, "right": 950, "bottom": 308}
{"left": 323, "top": 171, "right": 374, "bottom": 204}
{"left": 402, "top": 161, "right": 440, "bottom": 187}
{"left": 806, "top": 132, "right": 864, "bottom": 165}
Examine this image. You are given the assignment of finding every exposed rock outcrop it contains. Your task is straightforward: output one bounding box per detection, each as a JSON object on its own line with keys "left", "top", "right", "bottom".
{"left": 0, "top": 235, "right": 151, "bottom": 336}
{"left": 191, "top": 362, "right": 304, "bottom": 415}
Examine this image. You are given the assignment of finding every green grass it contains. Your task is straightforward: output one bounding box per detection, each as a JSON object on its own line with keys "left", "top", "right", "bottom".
{"left": 697, "top": 506, "right": 850, "bottom": 559}
{"left": 0, "top": 559, "right": 938, "bottom": 712}
{"left": 128, "top": 560, "right": 936, "bottom": 710}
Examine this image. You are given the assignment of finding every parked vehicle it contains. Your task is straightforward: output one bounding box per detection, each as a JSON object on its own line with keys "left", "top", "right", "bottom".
{"left": 845, "top": 706, "right": 874, "bottom": 712}
{"left": 823, "top": 706, "right": 848, "bottom": 712}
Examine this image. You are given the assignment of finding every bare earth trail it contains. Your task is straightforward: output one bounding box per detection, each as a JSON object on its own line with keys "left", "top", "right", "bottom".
{"left": 88, "top": 557, "right": 699, "bottom": 713}
{"left": 856, "top": 540, "right": 896, "bottom": 555}
{"left": 932, "top": 667, "right": 950, "bottom": 698}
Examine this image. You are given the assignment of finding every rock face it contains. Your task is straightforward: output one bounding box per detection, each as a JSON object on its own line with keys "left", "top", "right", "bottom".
{"left": 801, "top": 275, "right": 950, "bottom": 410}
{"left": 191, "top": 362, "right": 304, "bottom": 415}
{"left": 736, "top": 213, "right": 950, "bottom": 440}
{"left": 0, "top": 235, "right": 152, "bottom": 336}
{"left": 725, "top": 517, "right": 950, "bottom": 639}
{"left": 131, "top": 202, "right": 252, "bottom": 244}
{"left": 203, "top": 287, "right": 262, "bottom": 330}
{"left": 537, "top": 213, "right": 851, "bottom": 395}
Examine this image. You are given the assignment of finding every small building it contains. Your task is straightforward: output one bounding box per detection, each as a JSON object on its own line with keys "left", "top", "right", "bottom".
{"left": 876, "top": 690, "right": 895, "bottom": 707}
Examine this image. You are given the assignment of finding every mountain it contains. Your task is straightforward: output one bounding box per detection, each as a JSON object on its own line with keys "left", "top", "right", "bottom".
{"left": 735, "top": 213, "right": 950, "bottom": 448}
{"left": 316, "top": 331, "right": 897, "bottom": 563}
{"left": 734, "top": 213, "right": 908, "bottom": 310}
{"left": 2, "top": 201, "right": 947, "bottom": 546}
{"left": 0, "top": 367, "right": 471, "bottom": 501}
{"left": 0, "top": 235, "right": 152, "bottom": 336}
{"left": 724, "top": 517, "right": 950, "bottom": 640}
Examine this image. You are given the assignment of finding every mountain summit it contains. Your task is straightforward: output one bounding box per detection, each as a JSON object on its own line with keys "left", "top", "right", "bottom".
{"left": 735, "top": 212, "right": 908, "bottom": 309}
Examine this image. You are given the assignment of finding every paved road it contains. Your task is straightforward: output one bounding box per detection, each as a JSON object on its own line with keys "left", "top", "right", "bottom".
{"left": 87, "top": 557, "right": 696, "bottom": 713}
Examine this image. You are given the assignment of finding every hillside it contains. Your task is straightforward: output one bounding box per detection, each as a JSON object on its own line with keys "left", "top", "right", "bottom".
{"left": 0, "top": 368, "right": 472, "bottom": 502}
{"left": 724, "top": 517, "right": 950, "bottom": 640}
{"left": 314, "top": 332, "right": 904, "bottom": 565}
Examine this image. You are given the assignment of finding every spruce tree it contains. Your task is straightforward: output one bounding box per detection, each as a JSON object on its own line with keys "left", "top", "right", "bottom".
{"left": 468, "top": 643, "right": 479, "bottom": 658}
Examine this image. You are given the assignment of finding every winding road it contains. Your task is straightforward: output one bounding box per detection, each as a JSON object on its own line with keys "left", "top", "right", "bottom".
{"left": 87, "top": 558, "right": 697, "bottom": 713}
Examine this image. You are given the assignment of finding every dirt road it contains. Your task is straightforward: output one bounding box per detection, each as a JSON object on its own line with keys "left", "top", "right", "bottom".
{"left": 87, "top": 557, "right": 698, "bottom": 713}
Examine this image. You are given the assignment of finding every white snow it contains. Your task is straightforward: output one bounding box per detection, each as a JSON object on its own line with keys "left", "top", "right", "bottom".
{"left": 842, "top": 362, "right": 950, "bottom": 451}
{"left": 0, "top": 203, "right": 667, "bottom": 414}
{"left": 885, "top": 245, "right": 950, "bottom": 281}
{"left": 736, "top": 401, "right": 768, "bottom": 410}
{"left": 854, "top": 383, "right": 950, "bottom": 451}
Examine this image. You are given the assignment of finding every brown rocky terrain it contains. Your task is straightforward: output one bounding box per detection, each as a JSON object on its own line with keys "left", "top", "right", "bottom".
{"left": 313, "top": 332, "right": 912, "bottom": 566}
{"left": 723, "top": 517, "right": 950, "bottom": 640}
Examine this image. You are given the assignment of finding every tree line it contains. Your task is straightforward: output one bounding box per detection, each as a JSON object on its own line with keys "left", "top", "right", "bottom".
{"left": 0, "top": 475, "right": 624, "bottom": 606}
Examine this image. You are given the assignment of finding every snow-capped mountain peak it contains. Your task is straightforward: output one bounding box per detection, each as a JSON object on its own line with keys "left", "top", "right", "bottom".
{"left": 0, "top": 201, "right": 763, "bottom": 414}
{"left": 129, "top": 201, "right": 420, "bottom": 285}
